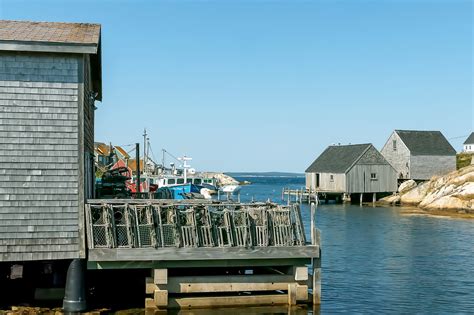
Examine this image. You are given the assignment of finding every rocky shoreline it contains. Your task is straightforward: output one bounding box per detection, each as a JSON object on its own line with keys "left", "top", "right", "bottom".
{"left": 379, "top": 164, "right": 474, "bottom": 216}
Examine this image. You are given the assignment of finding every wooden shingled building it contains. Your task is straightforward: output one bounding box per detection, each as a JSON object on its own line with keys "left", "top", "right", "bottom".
{"left": 0, "top": 20, "right": 101, "bottom": 262}
{"left": 305, "top": 143, "right": 397, "bottom": 201}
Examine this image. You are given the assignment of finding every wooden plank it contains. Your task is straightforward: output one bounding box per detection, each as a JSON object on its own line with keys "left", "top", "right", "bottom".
{"left": 88, "top": 246, "right": 320, "bottom": 262}
{"left": 154, "top": 274, "right": 296, "bottom": 294}
{"left": 169, "top": 294, "right": 288, "bottom": 309}
{"left": 89, "top": 258, "right": 312, "bottom": 270}
{"left": 153, "top": 269, "right": 168, "bottom": 285}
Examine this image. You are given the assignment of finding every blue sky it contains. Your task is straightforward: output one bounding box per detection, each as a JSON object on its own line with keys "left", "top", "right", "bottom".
{"left": 1, "top": 0, "right": 472, "bottom": 172}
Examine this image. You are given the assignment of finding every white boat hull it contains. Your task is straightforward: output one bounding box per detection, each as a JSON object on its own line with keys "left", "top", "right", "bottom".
{"left": 220, "top": 184, "right": 241, "bottom": 194}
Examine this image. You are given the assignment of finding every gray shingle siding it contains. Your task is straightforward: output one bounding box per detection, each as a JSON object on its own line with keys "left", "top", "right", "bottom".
{"left": 0, "top": 51, "right": 82, "bottom": 262}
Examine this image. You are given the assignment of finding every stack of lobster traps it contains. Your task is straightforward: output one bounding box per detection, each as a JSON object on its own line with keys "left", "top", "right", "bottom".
{"left": 86, "top": 201, "right": 307, "bottom": 249}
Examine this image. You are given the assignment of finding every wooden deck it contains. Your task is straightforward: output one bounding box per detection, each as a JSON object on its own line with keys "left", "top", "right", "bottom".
{"left": 84, "top": 199, "right": 322, "bottom": 309}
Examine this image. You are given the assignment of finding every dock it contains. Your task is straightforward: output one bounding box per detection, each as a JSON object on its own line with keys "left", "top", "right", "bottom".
{"left": 85, "top": 199, "right": 321, "bottom": 310}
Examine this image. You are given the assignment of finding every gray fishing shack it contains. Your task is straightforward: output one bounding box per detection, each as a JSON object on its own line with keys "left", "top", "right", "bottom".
{"left": 305, "top": 144, "right": 397, "bottom": 199}
{"left": 380, "top": 130, "right": 456, "bottom": 181}
{"left": 0, "top": 20, "right": 101, "bottom": 262}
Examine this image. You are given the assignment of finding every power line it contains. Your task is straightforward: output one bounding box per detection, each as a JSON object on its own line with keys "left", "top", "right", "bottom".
{"left": 448, "top": 134, "right": 469, "bottom": 140}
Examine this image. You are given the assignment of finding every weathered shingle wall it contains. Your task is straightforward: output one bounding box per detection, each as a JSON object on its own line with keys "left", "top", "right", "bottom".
{"left": 0, "top": 51, "right": 81, "bottom": 261}
{"left": 410, "top": 155, "right": 456, "bottom": 180}
{"left": 381, "top": 131, "right": 411, "bottom": 179}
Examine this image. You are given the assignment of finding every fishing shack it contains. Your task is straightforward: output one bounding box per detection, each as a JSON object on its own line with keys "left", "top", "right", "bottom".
{"left": 0, "top": 20, "right": 101, "bottom": 304}
{"left": 305, "top": 143, "right": 397, "bottom": 203}
{"left": 381, "top": 130, "right": 457, "bottom": 181}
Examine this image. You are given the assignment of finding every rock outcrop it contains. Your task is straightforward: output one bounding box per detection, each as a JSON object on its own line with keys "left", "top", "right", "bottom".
{"left": 379, "top": 165, "right": 474, "bottom": 213}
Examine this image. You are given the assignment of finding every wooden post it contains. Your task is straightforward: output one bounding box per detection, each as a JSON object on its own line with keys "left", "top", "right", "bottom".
{"left": 310, "top": 203, "right": 315, "bottom": 245}
{"left": 288, "top": 283, "right": 297, "bottom": 305}
{"left": 359, "top": 193, "right": 363, "bottom": 206}
{"left": 312, "top": 267, "right": 321, "bottom": 305}
{"left": 372, "top": 192, "right": 376, "bottom": 206}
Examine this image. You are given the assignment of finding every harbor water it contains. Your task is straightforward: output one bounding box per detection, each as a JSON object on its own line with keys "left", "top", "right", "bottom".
{"left": 232, "top": 173, "right": 474, "bottom": 314}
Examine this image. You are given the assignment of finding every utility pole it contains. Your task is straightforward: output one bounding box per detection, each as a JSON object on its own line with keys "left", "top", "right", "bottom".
{"left": 136, "top": 143, "right": 140, "bottom": 193}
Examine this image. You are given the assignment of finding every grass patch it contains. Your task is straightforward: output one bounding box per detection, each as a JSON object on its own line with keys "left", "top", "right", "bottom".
{"left": 457, "top": 153, "right": 473, "bottom": 170}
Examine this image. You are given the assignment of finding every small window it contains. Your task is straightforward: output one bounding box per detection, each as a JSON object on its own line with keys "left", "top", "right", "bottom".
{"left": 177, "top": 178, "right": 185, "bottom": 184}
{"left": 186, "top": 178, "right": 192, "bottom": 184}
{"left": 168, "top": 178, "right": 176, "bottom": 185}
{"left": 392, "top": 140, "right": 397, "bottom": 151}
{"left": 371, "top": 173, "right": 377, "bottom": 180}
{"left": 194, "top": 178, "right": 202, "bottom": 185}
{"left": 330, "top": 175, "right": 334, "bottom": 182}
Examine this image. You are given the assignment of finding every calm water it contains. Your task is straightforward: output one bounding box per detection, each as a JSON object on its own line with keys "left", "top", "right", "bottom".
{"left": 232, "top": 174, "right": 474, "bottom": 314}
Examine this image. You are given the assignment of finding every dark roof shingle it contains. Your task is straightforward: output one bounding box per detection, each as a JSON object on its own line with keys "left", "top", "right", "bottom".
{"left": 305, "top": 144, "right": 371, "bottom": 173}
{"left": 0, "top": 20, "right": 100, "bottom": 45}
{"left": 463, "top": 132, "right": 474, "bottom": 145}
{"left": 395, "top": 130, "right": 456, "bottom": 156}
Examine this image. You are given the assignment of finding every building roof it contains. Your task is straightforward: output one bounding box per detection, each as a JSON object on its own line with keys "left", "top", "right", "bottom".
{"left": 127, "top": 159, "right": 144, "bottom": 173}
{"left": 0, "top": 20, "right": 102, "bottom": 100}
{"left": 463, "top": 132, "right": 474, "bottom": 145}
{"left": 0, "top": 20, "right": 100, "bottom": 46}
{"left": 94, "top": 142, "right": 130, "bottom": 159}
{"left": 395, "top": 130, "right": 456, "bottom": 156}
{"left": 305, "top": 144, "right": 372, "bottom": 173}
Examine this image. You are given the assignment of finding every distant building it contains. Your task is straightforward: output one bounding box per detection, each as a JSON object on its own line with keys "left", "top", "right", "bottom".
{"left": 305, "top": 143, "right": 397, "bottom": 195}
{"left": 94, "top": 142, "right": 130, "bottom": 167}
{"left": 463, "top": 132, "right": 474, "bottom": 153}
{"left": 381, "top": 130, "right": 456, "bottom": 181}
{"left": 0, "top": 20, "right": 101, "bottom": 262}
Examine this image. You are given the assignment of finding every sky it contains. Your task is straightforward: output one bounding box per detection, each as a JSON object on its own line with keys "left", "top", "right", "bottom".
{"left": 0, "top": 0, "right": 472, "bottom": 172}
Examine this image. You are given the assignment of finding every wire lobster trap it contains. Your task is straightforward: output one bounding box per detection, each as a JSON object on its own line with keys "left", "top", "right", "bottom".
{"left": 268, "top": 208, "right": 293, "bottom": 246}
{"left": 247, "top": 206, "right": 269, "bottom": 247}
{"left": 132, "top": 204, "right": 157, "bottom": 248}
{"left": 178, "top": 207, "right": 199, "bottom": 248}
{"left": 155, "top": 206, "right": 180, "bottom": 247}
{"left": 87, "top": 204, "right": 114, "bottom": 248}
{"left": 210, "top": 207, "right": 233, "bottom": 247}
{"left": 231, "top": 209, "right": 251, "bottom": 247}
{"left": 195, "top": 206, "right": 214, "bottom": 247}
{"left": 111, "top": 204, "right": 136, "bottom": 248}
{"left": 290, "top": 204, "right": 306, "bottom": 246}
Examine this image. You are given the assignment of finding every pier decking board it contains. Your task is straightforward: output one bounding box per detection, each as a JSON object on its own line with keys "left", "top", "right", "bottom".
{"left": 88, "top": 245, "right": 320, "bottom": 262}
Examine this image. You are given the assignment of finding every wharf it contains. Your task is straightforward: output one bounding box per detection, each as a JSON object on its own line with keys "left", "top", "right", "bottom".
{"left": 85, "top": 199, "right": 321, "bottom": 310}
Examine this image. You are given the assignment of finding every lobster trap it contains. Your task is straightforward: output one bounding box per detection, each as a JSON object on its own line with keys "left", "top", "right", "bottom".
{"left": 86, "top": 201, "right": 308, "bottom": 249}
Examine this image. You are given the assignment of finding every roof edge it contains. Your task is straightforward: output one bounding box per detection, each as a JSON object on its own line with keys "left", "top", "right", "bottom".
{"left": 0, "top": 40, "right": 97, "bottom": 54}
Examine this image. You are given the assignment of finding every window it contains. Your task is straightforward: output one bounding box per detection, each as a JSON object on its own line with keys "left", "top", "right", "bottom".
{"left": 371, "top": 173, "right": 377, "bottom": 180}
{"left": 392, "top": 140, "right": 397, "bottom": 151}
{"left": 177, "top": 178, "right": 185, "bottom": 184}
{"left": 194, "top": 178, "right": 202, "bottom": 185}
{"left": 168, "top": 178, "right": 176, "bottom": 185}
{"left": 187, "top": 178, "right": 192, "bottom": 184}
{"left": 330, "top": 174, "right": 334, "bottom": 182}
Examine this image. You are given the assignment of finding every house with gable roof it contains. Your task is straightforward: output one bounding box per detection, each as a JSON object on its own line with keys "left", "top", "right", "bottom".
{"left": 463, "top": 132, "right": 474, "bottom": 153}
{"left": 305, "top": 143, "right": 397, "bottom": 196}
{"left": 381, "top": 130, "right": 456, "bottom": 181}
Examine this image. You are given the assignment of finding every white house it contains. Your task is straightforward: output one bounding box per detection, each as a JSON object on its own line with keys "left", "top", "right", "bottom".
{"left": 463, "top": 132, "right": 474, "bottom": 153}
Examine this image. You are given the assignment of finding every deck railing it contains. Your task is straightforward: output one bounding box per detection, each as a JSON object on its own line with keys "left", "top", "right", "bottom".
{"left": 85, "top": 200, "right": 314, "bottom": 250}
